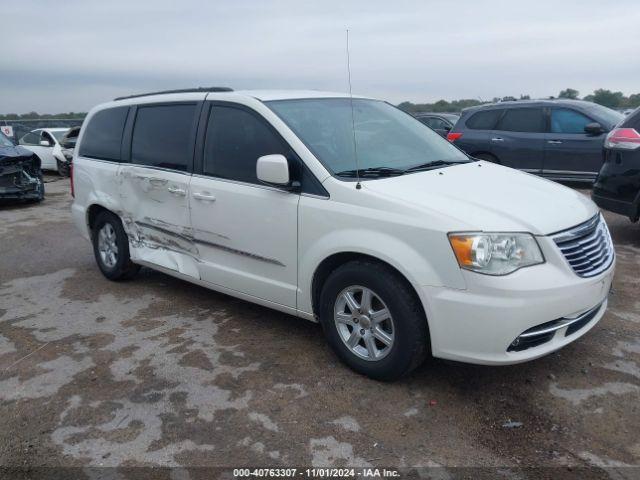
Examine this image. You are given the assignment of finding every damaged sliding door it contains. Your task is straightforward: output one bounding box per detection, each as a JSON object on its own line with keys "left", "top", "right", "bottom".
{"left": 118, "top": 102, "right": 201, "bottom": 278}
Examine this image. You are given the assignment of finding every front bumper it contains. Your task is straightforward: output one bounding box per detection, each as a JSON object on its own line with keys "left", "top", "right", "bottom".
{"left": 0, "top": 159, "right": 43, "bottom": 200}
{"left": 420, "top": 236, "right": 615, "bottom": 365}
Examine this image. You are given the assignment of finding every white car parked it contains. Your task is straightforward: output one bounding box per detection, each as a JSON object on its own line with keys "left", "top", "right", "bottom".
{"left": 71, "top": 88, "right": 615, "bottom": 380}
{"left": 19, "top": 127, "right": 69, "bottom": 173}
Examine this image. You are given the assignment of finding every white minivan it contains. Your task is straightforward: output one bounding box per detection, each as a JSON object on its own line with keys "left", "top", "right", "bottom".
{"left": 72, "top": 88, "right": 615, "bottom": 380}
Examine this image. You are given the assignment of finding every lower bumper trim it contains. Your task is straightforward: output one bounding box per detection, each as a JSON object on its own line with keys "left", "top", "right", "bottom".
{"left": 507, "top": 301, "right": 604, "bottom": 352}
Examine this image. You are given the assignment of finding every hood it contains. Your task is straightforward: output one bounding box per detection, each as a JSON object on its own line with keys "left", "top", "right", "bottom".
{"left": 0, "top": 145, "right": 34, "bottom": 162}
{"left": 364, "top": 161, "right": 597, "bottom": 235}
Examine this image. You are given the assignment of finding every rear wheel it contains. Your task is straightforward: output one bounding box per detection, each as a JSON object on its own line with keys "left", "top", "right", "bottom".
{"left": 92, "top": 211, "right": 140, "bottom": 281}
{"left": 318, "top": 260, "right": 429, "bottom": 381}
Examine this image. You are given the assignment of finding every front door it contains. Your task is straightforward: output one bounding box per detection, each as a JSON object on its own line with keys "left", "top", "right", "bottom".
{"left": 544, "top": 107, "right": 604, "bottom": 180}
{"left": 189, "top": 103, "right": 299, "bottom": 308}
{"left": 118, "top": 103, "right": 200, "bottom": 278}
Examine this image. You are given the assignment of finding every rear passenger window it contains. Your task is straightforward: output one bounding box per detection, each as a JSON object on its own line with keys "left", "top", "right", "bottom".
{"left": 79, "top": 107, "right": 129, "bottom": 161}
{"left": 131, "top": 104, "right": 197, "bottom": 171}
{"left": 466, "top": 110, "right": 502, "bottom": 130}
{"left": 203, "top": 106, "right": 287, "bottom": 184}
{"left": 551, "top": 109, "right": 592, "bottom": 134}
{"left": 496, "top": 108, "right": 545, "bottom": 133}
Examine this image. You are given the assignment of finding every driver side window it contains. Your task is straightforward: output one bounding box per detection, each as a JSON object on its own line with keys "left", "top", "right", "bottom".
{"left": 551, "top": 109, "right": 592, "bottom": 134}
{"left": 203, "top": 105, "right": 288, "bottom": 184}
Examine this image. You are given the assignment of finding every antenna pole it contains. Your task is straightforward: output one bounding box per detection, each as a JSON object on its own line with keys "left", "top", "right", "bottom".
{"left": 346, "top": 29, "right": 361, "bottom": 190}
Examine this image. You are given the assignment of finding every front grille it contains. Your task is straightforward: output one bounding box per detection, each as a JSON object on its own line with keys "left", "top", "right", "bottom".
{"left": 552, "top": 214, "right": 614, "bottom": 277}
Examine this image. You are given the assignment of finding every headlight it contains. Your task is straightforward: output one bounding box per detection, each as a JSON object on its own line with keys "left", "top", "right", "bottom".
{"left": 448, "top": 232, "right": 544, "bottom": 275}
{"left": 62, "top": 148, "right": 73, "bottom": 160}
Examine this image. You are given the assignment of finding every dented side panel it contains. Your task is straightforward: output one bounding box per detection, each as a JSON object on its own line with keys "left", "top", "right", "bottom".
{"left": 117, "top": 165, "right": 200, "bottom": 279}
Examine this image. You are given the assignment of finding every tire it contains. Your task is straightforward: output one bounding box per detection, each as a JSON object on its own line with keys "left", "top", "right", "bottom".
{"left": 92, "top": 211, "right": 140, "bottom": 281}
{"left": 56, "top": 159, "right": 70, "bottom": 177}
{"left": 473, "top": 153, "right": 499, "bottom": 164}
{"left": 318, "top": 260, "right": 430, "bottom": 381}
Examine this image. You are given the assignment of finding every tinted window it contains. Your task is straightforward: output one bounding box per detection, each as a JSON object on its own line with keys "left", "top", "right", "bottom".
{"left": 204, "top": 106, "right": 287, "bottom": 183}
{"left": 420, "top": 117, "right": 448, "bottom": 130}
{"left": 131, "top": 104, "right": 197, "bottom": 171}
{"left": 20, "top": 131, "right": 41, "bottom": 146}
{"left": 466, "top": 110, "right": 502, "bottom": 130}
{"left": 496, "top": 108, "right": 545, "bottom": 133}
{"left": 79, "top": 107, "right": 129, "bottom": 161}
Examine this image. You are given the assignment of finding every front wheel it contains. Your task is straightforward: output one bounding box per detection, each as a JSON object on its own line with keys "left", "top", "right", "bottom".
{"left": 92, "top": 211, "right": 140, "bottom": 281}
{"left": 318, "top": 260, "right": 430, "bottom": 381}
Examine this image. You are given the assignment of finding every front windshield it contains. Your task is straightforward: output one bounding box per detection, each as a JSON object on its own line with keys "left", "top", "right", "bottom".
{"left": 586, "top": 104, "right": 624, "bottom": 128}
{"left": 267, "top": 98, "right": 468, "bottom": 177}
{"left": 0, "top": 131, "right": 14, "bottom": 147}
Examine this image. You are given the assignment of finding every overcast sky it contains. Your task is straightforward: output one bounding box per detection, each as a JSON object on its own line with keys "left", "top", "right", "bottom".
{"left": 2, "top": 0, "right": 639, "bottom": 113}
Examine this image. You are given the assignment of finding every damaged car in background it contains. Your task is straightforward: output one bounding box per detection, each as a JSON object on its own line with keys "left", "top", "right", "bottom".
{"left": 0, "top": 130, "right": 44, "bottom": 202}
{"left": 53, "top": 126, "right": 81, "bottom": 177}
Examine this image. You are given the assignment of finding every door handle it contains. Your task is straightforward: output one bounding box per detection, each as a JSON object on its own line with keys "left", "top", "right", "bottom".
{"left": 167, "top": 186, "right": 187, "bottom": 196}
{"left": 547, "top": 140, "right": 563, "bottom": 145}
{"left": 491, "top": 137, "right": 504, "bottom": 142}
{"left": 192, "top": 192, "right": 216, "bottom": 202}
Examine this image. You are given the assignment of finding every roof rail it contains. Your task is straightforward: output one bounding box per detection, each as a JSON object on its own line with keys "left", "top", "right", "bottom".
{"left": 114, "top": 87, "right": 233, "bottom": 101}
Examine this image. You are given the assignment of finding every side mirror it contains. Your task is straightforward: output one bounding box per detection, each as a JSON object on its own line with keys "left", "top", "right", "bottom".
{"left": 256, "top": 154, "right": 290, "bottom": 186}
{"left": 584, "top": 122, "right": 603, "bottom": 135}
{"left": 40, "top": 140, "right": 52, "bottom": 147}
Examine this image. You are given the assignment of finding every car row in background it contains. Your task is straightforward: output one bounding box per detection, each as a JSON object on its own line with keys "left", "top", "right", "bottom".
{"left": 0, "top": 130, "right": 44, "bottom": 202}
{"left": 592, "top": 106, "right": 640, "bottom": 223}
{"left": 414, "top": 112, "right": 460, "bottom": 137}
{"left": 445, "top": 99, "right": 623, "bottom": 183}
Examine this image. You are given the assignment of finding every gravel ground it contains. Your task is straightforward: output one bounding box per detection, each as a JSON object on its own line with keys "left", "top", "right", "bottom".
{"left": 0, "top": 174, "right": 638, "bottom": 479}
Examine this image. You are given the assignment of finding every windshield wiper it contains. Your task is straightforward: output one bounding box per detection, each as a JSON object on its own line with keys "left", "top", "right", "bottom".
{"left": 336, "top": 166, "right": 406, "bottom": 178}
{"left": 403, "top": 159, "right": 468, "bottom": 173}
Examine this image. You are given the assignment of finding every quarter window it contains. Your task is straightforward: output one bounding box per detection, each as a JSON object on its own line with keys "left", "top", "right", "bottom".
{"left": 496, "top": 108, "right": 545, "bottom": 133}
{"left": 131, "top": 104, "right": 197, "bottom": 171}
{"left": 79, "top": 107, "right": 129, "bottom": 161}
{"left": 551, "top": 108, "right": 592, "bottom": 134}
{"left": 466, "top": 110, "right": 502, "bottom": 130}
{"left": 20, "top": 131, "right": 41, "bottom": 146}
{"left": 203, "top": 106, "right": 287, "bottom": 184}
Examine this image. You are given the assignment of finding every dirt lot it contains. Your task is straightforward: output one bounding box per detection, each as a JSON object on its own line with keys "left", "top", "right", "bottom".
{"left": 0, "top": 174, "right": 638, "bottom": 479}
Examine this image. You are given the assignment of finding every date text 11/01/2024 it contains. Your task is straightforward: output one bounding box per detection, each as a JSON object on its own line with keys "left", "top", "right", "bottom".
{"left": 233, "top": 468, "right": 401, "bottom": 477}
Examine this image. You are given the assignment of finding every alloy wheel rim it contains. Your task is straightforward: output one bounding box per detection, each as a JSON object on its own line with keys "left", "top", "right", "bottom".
{"left": 334, "top": 285, "right": 395, "bottom": 361}
{"left": 98, "top": 223, "right": 118, "bottom": 268}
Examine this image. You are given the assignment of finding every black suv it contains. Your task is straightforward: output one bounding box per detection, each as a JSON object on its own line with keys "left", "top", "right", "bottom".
{"left": 447, "top": 100, "right": 624, "bottom": 182}
{"left": 592, "top": 106, "right": 640, "bottom": 222}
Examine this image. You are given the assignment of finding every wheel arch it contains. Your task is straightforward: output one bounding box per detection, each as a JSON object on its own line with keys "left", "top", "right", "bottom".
{"left": 310, "top": 251, "right": 427, "bottom": 324}
{"left": 87, "top": 203, "right": 115, "bottom": 234}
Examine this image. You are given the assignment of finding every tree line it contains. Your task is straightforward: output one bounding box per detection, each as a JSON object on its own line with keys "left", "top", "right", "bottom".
{"left": 0, "top": 111, "right": 86, "bottom": 120}
{"left": 398, "top": 88, "right": 640, "bottom": 113}
{"left": 1, "top": 88, "right": 639, "bottom": 119}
